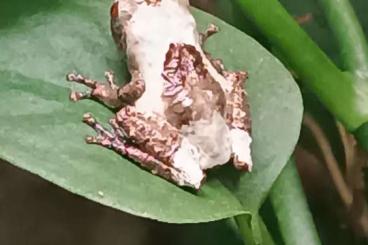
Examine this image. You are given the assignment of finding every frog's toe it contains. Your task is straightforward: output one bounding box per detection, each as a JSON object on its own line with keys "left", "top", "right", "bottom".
{"left": 66, "top": 71, "right": 124, "bottom": 108}
{"left": 66, "top": 72, "right": 97, "bottom": 89}
{"left": 69, "top": 91, "right": 91, "bottom": 102}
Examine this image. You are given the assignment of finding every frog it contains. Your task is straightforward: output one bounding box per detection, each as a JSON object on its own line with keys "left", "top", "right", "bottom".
{"left": 66, "top": 0, "right": 252, "bottom": 189}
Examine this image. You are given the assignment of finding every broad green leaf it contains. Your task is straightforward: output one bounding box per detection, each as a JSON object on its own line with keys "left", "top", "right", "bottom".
{"left": 0, "top": 0, "right": 302, "bottom": 223}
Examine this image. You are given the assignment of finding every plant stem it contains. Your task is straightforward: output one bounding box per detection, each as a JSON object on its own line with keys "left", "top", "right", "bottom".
{"left": 316, "top": 0, "right": 368, "bottom": 148}
{"left": 270, "top": 159, "right": 321, "bottom": 245}
{"left": 318, "top": 0, "right": 368, "bottom": 78}
{"left": 235, "top": 215, "right": 256, "bottom": 245}
{"left": 235, "top": 0, "right": 368, "bottom": 131}
{"left": 303, "top": 114, "right": 353, "bottom": 207}
{"left": 258, "top": 215, "right": 276, "bottom": 245}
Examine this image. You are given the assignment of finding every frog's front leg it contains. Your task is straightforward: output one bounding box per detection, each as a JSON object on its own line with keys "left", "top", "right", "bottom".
{"left": 82, "top": 107, "right": 206, "bottom": 189}
{"left": 200, "top": 23, "right": 219, "bottom": 46}
{"left": 66, "top": 71, "right": 145, "bottom": 109}
{"left": 199, "top": 24, "right": 227, "bottom": 74}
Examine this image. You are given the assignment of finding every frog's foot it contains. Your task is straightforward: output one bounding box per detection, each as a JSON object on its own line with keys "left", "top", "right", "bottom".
{"left": 82, "top": 112, "right": 205, "bottom": 189}
{"left": 223, "top": 71, "right": 253, "bottom": 171}
{"left": 200, "top": 23, "right": 219, "bottom": 45}
{"left": 67, "top": 71, "right": 145, "bottom": 109}
{"left": 115, "top": 106, "right": 206, "bottom": 188}
{"left": 67, "top": 71, "right": 122, "bottom": 108}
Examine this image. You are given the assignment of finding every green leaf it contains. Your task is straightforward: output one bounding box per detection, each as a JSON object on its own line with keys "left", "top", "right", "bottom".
{"left": 170, "top": 219, "right": 244, "bottom": 245}
{"left": 280, "top": 0, "right": 368, "bottom": 68}
{"left": 270, "top": 159, "right": 321, "bottom": 245}
{"left": 0, "top": 0, "right": 302, "bottom": 223}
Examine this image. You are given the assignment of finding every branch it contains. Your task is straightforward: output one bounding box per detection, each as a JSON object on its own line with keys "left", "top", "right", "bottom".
{"left": 318, "top": 0, "right": 368, "bottom": 78}
{"left": 270, "top": 159, "right": 321, "bottom": 245}
{"left": 303, "top": 114, "right": 353, "bottom": 207}
{"left": 235, "top": 0, "right": 368, "bottom": 131}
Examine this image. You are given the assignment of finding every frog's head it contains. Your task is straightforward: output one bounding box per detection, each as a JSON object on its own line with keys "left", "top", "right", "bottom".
{"left": 109, "top": 0, "right": 135, "bottom": 51}
{"left": 110, "top": 0, "right": 189, "bottom": 20}
{"left": 110, "top": 0, "right": 190, "bottom": 51}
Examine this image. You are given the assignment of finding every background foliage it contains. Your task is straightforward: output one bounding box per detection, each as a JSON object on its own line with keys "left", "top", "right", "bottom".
{"left": 1, "top": 0, "right": 368, "bottom": 244}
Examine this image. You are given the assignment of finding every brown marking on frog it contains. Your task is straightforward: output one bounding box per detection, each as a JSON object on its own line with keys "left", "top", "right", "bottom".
{"left": 110, "top": 1, "right": 126, "bottom": 51}
{"left": 146, "top": 0, "right": 161, "bottom": 5}
{"left": 66, "top": 0, "right": 252, "bottom": 188}
{"left": 162, "top": 43, "right": 226, "bottom": 128}
{"left": 82, "top": 113, "right": 195, "bottom": 186}
{"left": 116, "top": 106, "right": 183, "bottom": 164}
{"left": 110, "top": 1, "right": 120, "bottom": 18}
{"left": 223, "top": 71, "right": 251, "bottom": 132}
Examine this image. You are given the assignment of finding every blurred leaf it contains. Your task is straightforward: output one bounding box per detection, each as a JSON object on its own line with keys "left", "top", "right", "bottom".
{"left": 280, "top": 0, "right": 368, "bottom": 67}
{"left": 191, "top": 0, "right": 266, "bottom": 43}
{"left": 0, "top": 0, "right": 302, "bottom": 223}
{"left": 270, "top": 159, "right": 321, "bottom": 245}
{"left": 169, "top": 219, "right": 244, "bottom": 245}
{"left": 258, "top": 217, "right": 276, "bottom": 245}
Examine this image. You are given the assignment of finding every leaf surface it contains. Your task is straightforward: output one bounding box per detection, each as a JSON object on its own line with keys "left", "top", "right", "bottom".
{"left": 0, "top": 0, "right": 302, "bottom": 223}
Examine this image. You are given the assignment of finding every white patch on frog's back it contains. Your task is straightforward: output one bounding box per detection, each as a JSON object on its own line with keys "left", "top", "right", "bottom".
{"left": 181, "top": 112, "right": 232, "bottom": 170}
{"left": 230, "top": 128, "right": 253, "bottom": 170}
{"left": 124, "top": 0, "right": 199, "bottom": 115}
{"left": 172, "top": 138, "right": 205, "bottom": 189}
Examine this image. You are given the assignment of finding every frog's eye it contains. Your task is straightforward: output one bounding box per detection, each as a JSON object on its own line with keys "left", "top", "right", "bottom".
{"left": 110, "top": 1, "right": 119, "bottom": 18}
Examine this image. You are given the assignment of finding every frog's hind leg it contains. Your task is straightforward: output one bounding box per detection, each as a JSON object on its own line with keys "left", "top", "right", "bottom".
{"left": 200, "top": 26, "right": 253, "bottom": 170}
{"left": 82, "top": 109, "right": 205, "bottom": 189}
{"left": 202, "top": 36, "right": 252, "bottom": 170}
{"left": 82, "top": 113, "right": 177, "bottom": 186}
{"left": 114, "top": 106, "right": 206, "bottom": 189}
{"left": 66, "top": 70, "right": 145, "bottom": 109}
{"left": 223, "top": 71, "right": 253, "bottom": 171}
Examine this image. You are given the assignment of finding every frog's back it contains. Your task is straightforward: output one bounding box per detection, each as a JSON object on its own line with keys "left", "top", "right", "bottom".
{"left": 123, "top": 0, "right": 199, "bottom": 115}
{"left": 115, "top": 0, "right": 233, "bottom": 167}
{"left": 160, "top": 42, "right": 232, "bottom": 168}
